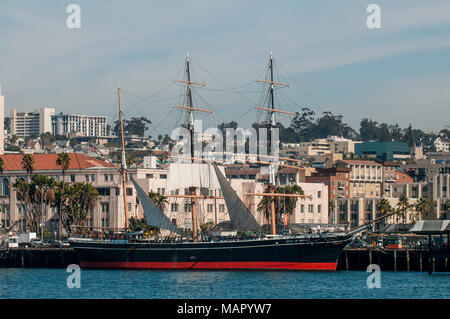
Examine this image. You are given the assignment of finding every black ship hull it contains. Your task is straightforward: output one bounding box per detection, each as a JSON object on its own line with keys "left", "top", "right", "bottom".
{"left": 70, "top": 234, "right": 351, "bottom": 271}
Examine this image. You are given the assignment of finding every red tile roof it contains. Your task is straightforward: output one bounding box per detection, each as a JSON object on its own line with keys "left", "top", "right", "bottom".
{"left": 0, "top": 153, "right": 115, "bottom": 171}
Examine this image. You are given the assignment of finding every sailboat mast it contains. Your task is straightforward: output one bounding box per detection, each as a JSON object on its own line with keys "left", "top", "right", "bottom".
{"left": 118, "top": 86, "right": 129, "bottom": 230}
{"left": 185, "top": 53, "right": 197, "bottom": 241}
{"left": 269, "top": 51, "right": 275, "bottom": 126}
{"left": 186, "top": 52, "right": 195, "bottom": 163}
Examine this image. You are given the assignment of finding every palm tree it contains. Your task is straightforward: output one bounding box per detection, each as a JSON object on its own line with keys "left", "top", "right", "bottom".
{"left": 328, "top": 199, "right": 336, "bottom": 223}
{"left": 56, "top": 152, "right": 71, "bottom": 238}
{"left": 396, "top": 194, "right": 409, "bottom": 224}
{"left": 61, "top": 182, "right": 99, "bottom": 234}
{"left": 21, "top": 154, "right": 35, "bottom": 182}
{"left": 376, "top": 198, "right": 392, "bottom": 228}
{"left": 148, "top": 191, "right": 169, "bottom": 211}
{"left": 125, "top": 153, "right": 135, "bottom": 168}
{"left": 257, "top": 185, "right": 304, "bottom": 224}
{"left": 416, "top": 197, "right": 429, "bottom": 220}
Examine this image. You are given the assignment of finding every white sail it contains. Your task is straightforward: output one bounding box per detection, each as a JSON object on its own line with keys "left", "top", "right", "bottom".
{"left": 167, "top": 163, "right": 224, "bottom": 191}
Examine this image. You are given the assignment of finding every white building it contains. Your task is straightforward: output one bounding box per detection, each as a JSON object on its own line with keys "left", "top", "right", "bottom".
{"left": 10, "top": 107, "right": 55, "bottom": 138}
{"left": 433, "top": 137, "right": 450, "bottom": 152}
{"left": 52, "top": 113, "right": 108, "bottom": 137}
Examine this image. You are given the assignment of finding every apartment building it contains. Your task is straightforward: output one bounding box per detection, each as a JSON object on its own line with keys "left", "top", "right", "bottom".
{"left": 10, "top": 107, "right": 55, "bottom": 138}
{"left": 433, "top": 137, "right": 450, "bottom": 152}
{"left": 305, "top": 166, "right": 351, "bottom": 200}
{"left": 337, "top": 160, "right": 383, "bottom": 198}
{"left": 52, "top": 113, "right": 108, "bottom": 137}
{"left": 327, "top": 136, "right": 361, "bottom": 154}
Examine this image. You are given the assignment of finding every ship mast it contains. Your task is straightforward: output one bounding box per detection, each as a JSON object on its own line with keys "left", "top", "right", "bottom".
{"left": 118, "top": 86, "right": 129, "bottom": 230}
{"left": 172, "top": 53, "right": 212, "bottom": 242}
{"left": 254, "top": 52, "right": 295, "bottom": 235}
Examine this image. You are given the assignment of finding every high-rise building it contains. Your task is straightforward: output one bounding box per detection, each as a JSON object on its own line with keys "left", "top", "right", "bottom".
{"left": 52, "top": 113, "right": 107, "bottom": 137}
{"left": 10, "top": 107, "right": 55, "bottom": 138}
{"left": 0, "top": 86, "right": 4, "bottom": 154}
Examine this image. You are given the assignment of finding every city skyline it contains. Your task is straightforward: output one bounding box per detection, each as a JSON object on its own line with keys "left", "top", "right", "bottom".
{"left": 1, "top": 1, "right": 449, "bottom": 138}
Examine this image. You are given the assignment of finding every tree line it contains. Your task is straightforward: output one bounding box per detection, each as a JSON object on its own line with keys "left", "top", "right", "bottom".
{"left": 218, "top": 108, "right": 449, "bottom": 151}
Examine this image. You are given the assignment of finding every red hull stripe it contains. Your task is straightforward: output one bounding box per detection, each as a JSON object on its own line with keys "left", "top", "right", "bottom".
{"left": 80, "top": 261, "right": 337, "bottom": 270}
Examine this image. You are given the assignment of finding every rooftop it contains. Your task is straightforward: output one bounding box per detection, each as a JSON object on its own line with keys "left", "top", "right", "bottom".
{"left": 0, "top": 153, "right": 114, "bottom": 172}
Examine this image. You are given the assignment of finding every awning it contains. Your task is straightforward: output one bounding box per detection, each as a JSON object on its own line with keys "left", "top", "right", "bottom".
{"left": 409, "top": 220, "right": 450, "bottom": 234}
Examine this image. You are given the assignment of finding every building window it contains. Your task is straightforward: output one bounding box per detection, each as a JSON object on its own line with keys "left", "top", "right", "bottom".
{"left": 184, "top": 204, "right": 192, "bottom": 212}
{"left": 91, "top": 174, "right": 95, "bottom": 182}
{"left": 219, "top": 204, "right": 225, "bottom": 213}
{"left": 301, "top": 205, "right": 304, "bottom": 213}
{"left": 104, "top": 174, "right": 108, "bottom": 182}
{"left": 160, "top": 174, "right": 167, "bottom": 179}
{"left": 70, "top": 175, "right": 75, "bottom": 182}
{"left": 171, "top": 203, "right": 178, "bottom": 212}
{"left": 308, "top": 205, "right": 314, "bottom": 213}
{"left": 318, "top": 205, "right": 321, "bottom": 213}
{"left": 318, "top": 191, "right": 321, "bottom": 198}
{"left": 85, "top": 175, "right": 89, "bottom": 182}
{"left": 126, "top": 188, "right": 133, "bottom": 196}
{"left": 146, "top": 174, "right": 154, "bottom": 179}
{"left": 207, "top": 204, "right": 213, "bottom": 213}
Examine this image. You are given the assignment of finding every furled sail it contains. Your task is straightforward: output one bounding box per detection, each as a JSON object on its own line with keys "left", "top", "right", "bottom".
{"left": 212, "top": 163, "right": 261, "bottom": 232}
{"left": 167, "top": 163, "right": 221, "bottom": 191}
{"left": 131, "top": 178, "right": 182, "bottom": 235}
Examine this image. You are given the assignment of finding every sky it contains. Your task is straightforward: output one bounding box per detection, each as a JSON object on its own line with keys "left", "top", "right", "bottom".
{"left": 1, "top": 0, "right": 450, "bottom": 138}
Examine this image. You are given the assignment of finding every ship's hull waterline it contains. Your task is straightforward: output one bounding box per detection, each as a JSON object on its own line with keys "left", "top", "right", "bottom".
{"left": 70, "top": 236, "right": 351, "bottom": 271}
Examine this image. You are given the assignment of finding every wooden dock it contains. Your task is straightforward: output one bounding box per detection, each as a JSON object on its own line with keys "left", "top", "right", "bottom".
{"left": 338, "top": 247, "right": 450, "bottom": 272}
{"left": 0, "top": 248, "right": 78, "bottom": 268}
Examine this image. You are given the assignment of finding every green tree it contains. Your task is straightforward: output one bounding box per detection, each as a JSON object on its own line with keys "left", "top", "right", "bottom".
{"left": 21, "top": 154, "right": 35, "bottom": 182}
{"left": 13, "top": 174, "right": 56, "bottom": 233}
{"left": 113, "top": 116, "right": 152, "bottom": 138}
{"left": 56, "top": 152, "right": 71, "bottom": 237}
{"left": 396, "top": 194, "right": 409, "bottom": 224}
{"left": 148, "top": 191, "right": 169, "bottom": 211}
{"left": 257, "top": 185, "right": 304, "bottom": 224}
{"left": 54, "top": 182, "right": 99, "bottom": 235}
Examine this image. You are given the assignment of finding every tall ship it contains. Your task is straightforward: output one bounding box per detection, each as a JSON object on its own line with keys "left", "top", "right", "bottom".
{"left": 69, "top": 53, "right": 403, "bottom": 271}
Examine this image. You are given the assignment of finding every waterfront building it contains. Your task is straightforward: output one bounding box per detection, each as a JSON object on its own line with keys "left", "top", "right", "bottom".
{"left": 355, "top": 141, "right": 410, "bottom": 161}
{"left": 305, "top": 166, "right": 351, "bottom": 200}
{"left": 52, "top": 113, "right": 108, "bottom": 137}
{"left": 10, "top": 107, "right": 55, "bottom": 138}
{"left": 337, "top": 160, "right": 383, "bottom": 198}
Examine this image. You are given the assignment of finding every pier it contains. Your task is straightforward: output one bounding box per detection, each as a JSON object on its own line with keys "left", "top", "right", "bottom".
{"left": 337, "top": 247, "right": 450, "bottom": 272}
{"left": 0, "top": 248, "right": 78, "bottom": 268}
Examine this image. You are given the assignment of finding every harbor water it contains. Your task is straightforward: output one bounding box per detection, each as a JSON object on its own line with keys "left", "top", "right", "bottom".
{"left": 0, "top": 269, "right": 448, "bottom": 299}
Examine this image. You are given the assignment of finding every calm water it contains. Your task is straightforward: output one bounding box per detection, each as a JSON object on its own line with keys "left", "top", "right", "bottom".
{"left": 0, "top": 269, "right": 448, "bottom": 299}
